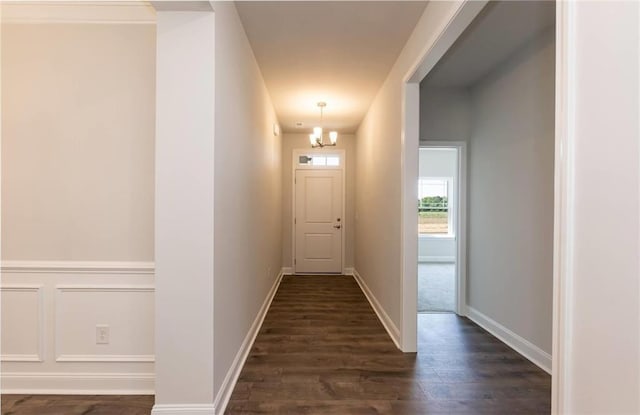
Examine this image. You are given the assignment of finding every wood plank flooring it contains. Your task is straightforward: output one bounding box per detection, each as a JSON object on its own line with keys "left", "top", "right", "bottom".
{"left": 1, "top": 394, "right": 154, "bottom": 414}
{"left": 1, "top": 274, "right": 550, "bottom": 414}
{"left": 226, "top": 275, "right": 551, "bottom": 414}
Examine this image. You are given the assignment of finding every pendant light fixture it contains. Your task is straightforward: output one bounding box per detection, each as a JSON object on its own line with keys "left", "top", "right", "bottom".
{"left": 309, "top": 102, "right": 338, "bottom": 148}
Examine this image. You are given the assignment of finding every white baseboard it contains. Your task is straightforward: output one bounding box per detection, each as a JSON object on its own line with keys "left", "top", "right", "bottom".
{"left": 151, "top": 404, "right": 215, "bottom": 415}
{"left": 281, "top": 267, "right": 293, "bottom": 275}
{"left": 466, "top": 306, "right": 552, "bottom": 374}
{"left": 418, "top": 256, "right": 455, "bottom": 263}
{"left": 343, "top": 267, "right": 354, "bottom": 276}
{"left": 1, "top": 372, "right": 154, "bottom": 395}
{"left": 212, "top": 269, "right": 285, "bottom": 415}
{"left": 352, "top": 269, "right": 401, "bottom": 349}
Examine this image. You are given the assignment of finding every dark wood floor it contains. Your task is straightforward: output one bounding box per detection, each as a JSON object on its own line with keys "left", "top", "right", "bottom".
{"left": 2, "top": 275, "right": 550, "bottom": 414}
{"left": 1, "top": 394, "right": 154, "bottom": 414}
{"left": 226, "top": 275, "right": 551, "bottom": 414}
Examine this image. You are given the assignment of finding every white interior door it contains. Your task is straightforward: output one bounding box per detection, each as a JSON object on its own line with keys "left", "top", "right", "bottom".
{"left": 294, "top": 169, "right": 343, "bottom": 273}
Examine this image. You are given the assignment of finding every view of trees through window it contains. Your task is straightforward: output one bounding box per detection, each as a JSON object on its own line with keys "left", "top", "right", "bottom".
{"left": 418, "top": 179, "right": 450, "bottom": 234}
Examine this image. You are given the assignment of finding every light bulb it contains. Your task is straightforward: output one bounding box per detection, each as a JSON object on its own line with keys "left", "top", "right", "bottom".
{"left": 309, "top": 134, "right": 317, "bottom": 146}
{"left": 329, "top": 131, "right": 338, "bottom": 144}
{"left": 313, "top": 127, "right": 322, "bottom": 139}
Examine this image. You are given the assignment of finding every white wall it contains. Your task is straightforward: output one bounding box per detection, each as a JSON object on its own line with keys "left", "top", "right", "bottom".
{"left": 418, "top": 148, "right": 457, "bottom": 177}
{"left": 281, "top": 133, "right": 355, "bottom": 270}
{"left": 418, "top": 236, "right": 455, "bottom": 263}
{"left": 212, "top": 1, "right": 282, "bottom": 409}
{"left": 154, "top": 9, "right": 215, "bottom": 409}
{"left": 560, "top": 2, "right": 639, "bottom": 412}
{"left": 355, "top": 1, "right": 468, "bottom": 339}
{"left": 466, "top": 29, "right": 555, "bottom": 357}
{"left": 1, "top": 19, "right": 156, "bottom": 393}
{"left": 418, "top": 148, "right": 457, "bottom": 262}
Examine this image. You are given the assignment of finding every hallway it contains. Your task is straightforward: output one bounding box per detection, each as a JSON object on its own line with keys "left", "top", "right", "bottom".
{"left": 226, "top": 275, "right": 550, "bottom": 414}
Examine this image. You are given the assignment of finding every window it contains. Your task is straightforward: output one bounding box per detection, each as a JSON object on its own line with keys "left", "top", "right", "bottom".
{"left": 418, "top": 178, "right": 452, "bottom": 235}
{"left": 297, "top": 154, "right": 341, "bottom": 167}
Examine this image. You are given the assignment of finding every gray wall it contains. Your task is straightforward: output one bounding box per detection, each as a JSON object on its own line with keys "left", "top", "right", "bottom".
{"left": 420, "top": 86, "right": 470, "bottom": 142}
{"left": 467, "top": 29, "right": 555, "bottom": 354}
{"left": 419, "top": 28, "right": 555, "bottom": 355}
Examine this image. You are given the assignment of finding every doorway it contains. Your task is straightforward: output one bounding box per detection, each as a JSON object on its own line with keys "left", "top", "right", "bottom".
{"left": 417, "top": 142, "right": 466, "bottom": 315}
{"left": 417, "top": 146, "right": 464, "bottom": 314}
{"left": 292, "top": 150, "right": 346, "bottom": 274}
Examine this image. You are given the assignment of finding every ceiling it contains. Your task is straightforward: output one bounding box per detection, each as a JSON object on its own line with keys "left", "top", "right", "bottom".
{"left": 236, "top": 1, "right": 428, "bottom": 134}
{"left": 422, "top": 1, "right": 555, "bottom": 89}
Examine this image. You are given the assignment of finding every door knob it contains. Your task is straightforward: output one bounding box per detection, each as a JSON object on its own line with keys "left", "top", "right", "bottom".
{"left": 333, "top": 224, "right": 341, "bottom": 229}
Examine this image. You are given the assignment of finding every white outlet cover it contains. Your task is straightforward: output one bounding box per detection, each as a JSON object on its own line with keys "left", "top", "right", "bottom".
{"left": 96, "top": 324, "right": 110, "bottom": 344}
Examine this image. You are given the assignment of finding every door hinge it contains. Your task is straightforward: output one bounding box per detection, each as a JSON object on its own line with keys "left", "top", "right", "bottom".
{"left": 294, "top": 259, "right": 296, "bottom": 265}
{"left": 294, "top": 218, "right": 297, "bottom": 224}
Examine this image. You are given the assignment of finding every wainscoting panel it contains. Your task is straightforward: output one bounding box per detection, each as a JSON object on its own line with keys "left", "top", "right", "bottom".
{"left": 0, "top": 261, "right": 155, "bottom": 394}
{"left": 1, "top": 285, "right": 44, "bottom": 362}
{"left": 55, "top": 285, "right": 154, "bottom": 362}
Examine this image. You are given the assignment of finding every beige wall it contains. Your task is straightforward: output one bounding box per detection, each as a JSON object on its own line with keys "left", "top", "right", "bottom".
{"left": 1, "top": 23, "right": 156, "bottom": 261}
{"left": 281, "top": 133, "right": 355, "bottom": 269}
{"left": 1, "top": 20, "right": 156, "bottom": 394}
{"left": 355, "top": 1, "right": 466, "bottom": 330}
{"left": 212, "top": 1, "right": 282, "bottom": 400}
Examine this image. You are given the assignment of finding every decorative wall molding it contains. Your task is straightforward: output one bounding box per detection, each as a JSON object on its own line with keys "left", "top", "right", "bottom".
{"left": 0, "top": 354, "right": 42, "bottom": 362}
{"left": 343, "top": 267, "right": 354, "bottom": 276}
{"left": 212, "top": 269, "right": 285, "bottom": 415}
{"left": 281, "top": 267, "right": 293, "bottom": 275}
{"left": 352, "top": 269, "right": 401, "bottom": 349}
{"left": 1, "top": 2, "right": 157, "bottom": 25}
{"left": 467, "top": 306, "right": 552, "bottom": 374}
{"left": 56, "top": 354, "right": 155, "bottom": 363}
{"left": 54, "top": 284, "right": 155, "bottom": 363}
{"left": 0, "top": 285, "right": 44, "bottom": 362}
{"left": 56, "top": 284, "right": 155, "bottom": 292}
{"left": 1, "top": 371, "right": 154, "bottom": 395}
{"left": 151, "top": 404, "right": 215, "bottom": 415}
{"left": 1, "top": 261, "right": 154, "bottom": 275}
{"left": 2, "top": 265, "right": 155, "bottom": 394}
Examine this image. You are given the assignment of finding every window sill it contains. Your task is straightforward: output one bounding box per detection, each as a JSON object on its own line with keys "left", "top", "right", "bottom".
{"left": 419, "top": 234, "right": 455, "bottom": 239}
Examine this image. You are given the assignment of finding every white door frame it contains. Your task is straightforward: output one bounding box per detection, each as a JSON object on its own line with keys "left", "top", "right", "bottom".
{"left": 399, "top": 0, "right": 487, "bottom": 354}
{"left": 292, "top": 148, "right": 346, "bottom": 274}
{"left": 401, "top": 1, "right": 570, "bottom": 414}
{"left": 419, "top": 142, "right": 467, "bottom": 316}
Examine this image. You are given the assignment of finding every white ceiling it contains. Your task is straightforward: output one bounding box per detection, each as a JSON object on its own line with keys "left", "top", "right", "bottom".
{"left": 422, "top": 1, "right": 555, "bottom": 88}
{"left": 236, "top": 1, "right": 428, "bottom": 134}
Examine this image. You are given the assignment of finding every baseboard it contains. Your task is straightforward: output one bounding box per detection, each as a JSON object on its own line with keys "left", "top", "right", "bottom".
{"left": 418, "top": 256, "right": 455, "bottom": 263}
{"left": 343, "top": 267, "right": 354, "bottom": 276}
{"left": 212, "top": 269, "right": 285, "bottom": 414}
{"left": 151, "top": 404, "right": 215, "bottom": 415}
{"left": 352, "top": 269, "right": 401, "bottom": 349}
{"left": 1, "top": 372, "right": 154, "bottom": 395}
{"left": 466, "top": 306, "right": 552, "bottom": 374}
{"left": 281, "top": 267, "right": 293, "bottom": 275}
